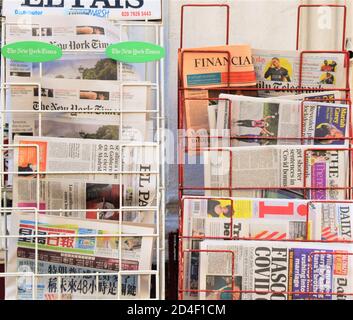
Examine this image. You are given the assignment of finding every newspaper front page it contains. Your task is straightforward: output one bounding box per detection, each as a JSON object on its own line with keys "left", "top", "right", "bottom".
{"left": 180, "top": 45, "right": 256, "bottom": 152}
{"left": 12, "top": 136, "right": 158, "bottom": 216}
{"left": 214, "top": 94, "right": 349, "bottom": 148}
{"left": 199, "top": 240, "right": 353, "bottom": 300}
{"left": 253, "top": 49, "right": 347, "bottom": 97}
{"left": 9, "top": 78, "right": 152, "bottom": 141}
{"left": 182, "top": 197, "right": 353, "bottom": 299}
{"left": 204, "top": 145, "right": 348, "bottom": 199}
{"left": 6, "top": 212, "right": 154, "bottom": 300}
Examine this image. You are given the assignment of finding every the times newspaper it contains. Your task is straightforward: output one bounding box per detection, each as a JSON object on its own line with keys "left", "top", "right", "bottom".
{"left": 6, "top": 212, "right": 154, "bottom": 300}
{"left": 253, "top": 49, "right": 347, "bottom": 97}
{"left": 204, "top": 145, "right": 349, "bottom": 199}
{"left": 9, "top": 78, "right": 152, "bottom": 141}
{"left": 12, "top": 136, "right": 158, "bottom": 220}
{"left": 181, "top": 197, "right": 353, "bottom": 299}
{"left": 2, "top": 0, "right": 162, "bottom": 20}
{"left": 213, "top": 93, "right": 349, "bottom": 148}
{"left": 199, "top": 240, "right": 353, "bottom": 300}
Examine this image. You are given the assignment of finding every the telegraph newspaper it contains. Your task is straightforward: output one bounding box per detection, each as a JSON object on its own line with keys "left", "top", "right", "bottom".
{"left": 204, "top": 145, "right": 348, "bottom": 199}
{"left": 199, "top": 240, "right": 353, "bottom": 300}
{"left": 253, "top": 49, "right": 347, "bottom": 97}
{"left": 12, "top": 136, "right": 158, "bottom": 216}
{"left": 6, "top": 212, "right": 154, "bottom": 300}
{"left": 214, "top": 93, "right": 349, "bottom": 147}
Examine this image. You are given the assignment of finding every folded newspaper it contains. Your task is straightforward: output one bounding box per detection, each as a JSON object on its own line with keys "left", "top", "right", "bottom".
{"left": 6, "top": 212, "right": 154, "bottom": 300}
{"left": 253, "top": 49, "right": 348, "bottom": 97}
{"left": 213, "top": 94, "right": 349, "bottom": 147}
{"left": 12, "top": 136, "right": 158, "bottom": 219}
{"left": 199, "top": 239, "right": 353, "bottom": 300}
{"left": 181, "top": 196, "right": 353, "bottom": 299}
{"left": 204, "top": 145, "right": 349, "bottom": 199}
{"left": 9, "top": 78, "right": 152, "bottom": 141}
{"left": 179, "top": 44, "right": 256, "bottom": 152}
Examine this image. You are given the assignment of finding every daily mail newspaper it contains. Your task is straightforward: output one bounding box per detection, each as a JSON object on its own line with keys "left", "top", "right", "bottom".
{"left": 204, "top": 145, "right": 348, "bottom": 199}
{"left": 199, "top": 240, "right": 353, "bottom": 300}
{"left": 12, "top": 136, "right": 158, "bottom": 215}
{"left": 2, "top": 0, "right": 162, "bottom": 20}
{"left": 179, "top": 45, "right": 256, "bottom": 152}
{"left": 9, "top": 78, "right": 152, "bottom": 141}
{"left": 6, "top": 212, "right": 154, "bottom": 300}
{"left": 253, "top": 49, "right": 347, "bottom": 97}
{"left": 308, "top": 202, "right": 353, "bottom": 242}
{"left": 214, "top": 94, "right": 349, "bottom": 147}
{"left": 181, "top": 197, "right": 353, "bottom": 299}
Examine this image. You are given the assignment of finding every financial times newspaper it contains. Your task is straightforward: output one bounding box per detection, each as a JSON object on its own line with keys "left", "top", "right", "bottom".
{"left": 9, "top": 78, "right": 152, "bottom": 141}
{"left": 12, "top": 136, "right": 158, "bottom": 215}
{"left": 204, "top": 145, "right": 348, "bottom": 199}
{"left": 6, "top": 212, "right": 154, "bottom": 300}
{"left": 214, "top": 94, "right": 349, "bottom": 148}
{"left": 199, "top": 240, "right": 353, "bottom": 300}
{"left": 253, "top": 49, "right": 347, "bottom": 97}
{"left": 3, "top": 0, "right": 162, "bottom": 20}
{"left": 181, "top": 197, "right": 353, "bottom": 299}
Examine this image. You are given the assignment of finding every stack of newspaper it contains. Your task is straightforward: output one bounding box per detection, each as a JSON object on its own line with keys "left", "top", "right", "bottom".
{"left": 3, "top": 15, "right": 159, "bottom": 300}
{"left": 181, "top": 197, "right": 353, "bottom": 300}
{"left": 180, "top": 45, "right": 351, "bottom": 300}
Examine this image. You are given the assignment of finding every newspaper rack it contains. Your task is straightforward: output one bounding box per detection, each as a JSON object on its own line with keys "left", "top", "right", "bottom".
{"left": 0, "top": 17, "right": 166, "bottom": 300}
{"left": 178, "top": 3, "right": 353, "bottom": 300}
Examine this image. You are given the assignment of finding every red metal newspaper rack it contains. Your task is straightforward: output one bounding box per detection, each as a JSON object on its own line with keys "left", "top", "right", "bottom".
{"left": 177, "top": 3, "right": 353, "bottom": 300}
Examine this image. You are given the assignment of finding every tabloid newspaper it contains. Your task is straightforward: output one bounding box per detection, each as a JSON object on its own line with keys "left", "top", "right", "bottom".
{"left": 181, "top": 197, "right": 353, "bottom": 299}
{"left": 213, "top": 93, "right": 349, "bottom": 148}
{"left": 12, "top": 136, "right": 158, "bottom": 221}
{"left": 179, "top": 45, "right": 256, "bottom": 152}
{"left": 6, "top": 212, "right": 154, "bottom": 300}
{"left": 199, "top": 240, "right": 353, "bottom": 300}
{"left": 253, "top": 49, "right": 348, "bottom": 97}
{"left": 2, "top": 0, "right": 162, "bottom": 20}
{"left": 204, "top": 145, "right": 349, "bottom": 199}
{"left": 9, "top": 78, "right": 152, "bottom": 141}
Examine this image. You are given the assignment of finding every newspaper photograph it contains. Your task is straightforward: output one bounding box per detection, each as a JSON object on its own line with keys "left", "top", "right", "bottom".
{"left": 12, "top": 136, "right": 158, "bottom": 209}
{"left": 204, "top": 145, "right": 349, "bottom": 199}
{"left": 214, "top": 94, "right": 349, "bottom": 147}
{"left": 8, "top": 78, "right": 152, "bottom": 140}
{"left": 199, "top": 240, "right": 353, "bottom": 300}
{"left": 3, "top": 0, "right": 162, "bottom": 20}
{"left": 6, "top": 212, "right": 154, "bottom": 300}
{"left": 253, "top": 49, "right": 347, "bottom": 97}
